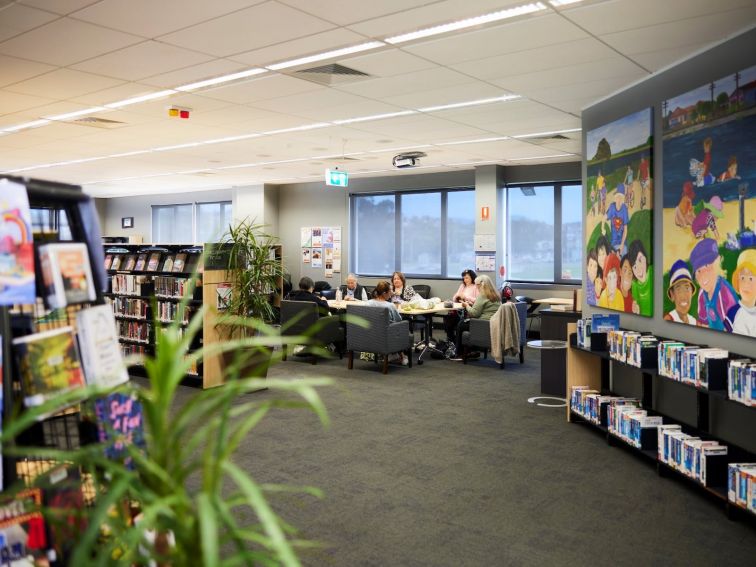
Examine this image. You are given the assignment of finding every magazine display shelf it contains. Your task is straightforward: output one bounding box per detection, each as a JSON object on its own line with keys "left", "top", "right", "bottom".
{"left": 565, "top": 322, "right": 756, "bottom": 521}
{"left": 103, "top": 243, "right": 283, "bottom": 389}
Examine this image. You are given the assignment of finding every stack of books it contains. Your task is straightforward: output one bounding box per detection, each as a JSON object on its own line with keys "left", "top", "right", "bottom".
{"left": 728, "top": 463, "right": 756, "bottom": 513}
{"left": 658, "top": 426, "right": 728, "bottom": 486}
{"left": 728, "top": 359, "right": 756, "bottom": 406}
{"left": 607, "top": 403, "right": 662, "bottom": 449}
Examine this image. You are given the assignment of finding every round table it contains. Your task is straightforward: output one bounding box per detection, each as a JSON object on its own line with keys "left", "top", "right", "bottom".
{"left": 526, "top": 339, "right": 568, "bottom": 349}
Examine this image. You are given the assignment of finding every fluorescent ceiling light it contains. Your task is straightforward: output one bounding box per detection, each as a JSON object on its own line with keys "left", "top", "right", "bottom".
{"left": 152, "top": 142, "right": 205, "bottom": 152}
{"left": 418, "top": 94, "right": 520, "bottom": 113}
{"left": 384, "top": 2, "right": 547, "bottom": 44}
{"left": 368, "top": 144, "right": 432, "bottom": 153}
{"left": 437, "top": 136, "right": 508, "bottom": 146}
{"left": 105, "top": 90, "right": 176, "bottom": 109}
{"left": 202, "top": 133, "right": 261, "bottom": 145}
{"left": 512, "top": 127, "right": 581, "bottom": 138}
{"left": 107, "top": 150, "right": 152, "bottom": 158}
{"left": 175, "top": 68, "right": 267, "bottom": 91}
{"left": 267, "top": 41, "right": 385, "bottom": 71}
{"left": 447, "top": 160, "right": 500, "bottom": 166}
{"left": 333, "top": 110, "right": 416, "bottom": 125}
{"left": 44, "top": 107, "right": 107, "bottom": 121}
{"left": 262, "top": 123, "right": 329, "bottom": 135}
{"left": 1, "top": 119, "right": 51, "bottom": 132}
{"left": 509, "top": 153, "right": 574, "bottom": 160}
{"left": 549, "top": 0, "right": 585, "bottom": 7}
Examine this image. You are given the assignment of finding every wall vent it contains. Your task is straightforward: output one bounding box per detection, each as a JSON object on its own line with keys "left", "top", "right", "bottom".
{"left": 69, "top": 116, "right": 126, "bottom": 129}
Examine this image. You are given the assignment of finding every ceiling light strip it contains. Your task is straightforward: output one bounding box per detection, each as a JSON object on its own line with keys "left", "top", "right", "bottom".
{"left": 176, "top": 68, "right": 267, "bottom": 91}
{"left": 44, "top": 107, "right": 108, "bottom": 121}
{"left": 266, "top": 41, "right": 385, "bottom": 71}
{"left": 1, "top": 119, "right": 51, "bottom": 133}
{"left": 512, "top": 127, "right": 581, "bottom": 138}
{"left": 508, "top": 153, "right": 575, "bottom": 160}
{"left": 333, "top": 110, "right": 416, "bottom": 125}
{"left": 418, "top": 94, "right": 520, "bottom": 113}
{"left": 436, "top": 136, "right": 509, "bottom": 146}
{"left": 104, "top": 90, "right": 177, "bottom": 109}
{"left": 384, "top": 2, "right": 547, "bottom": 44}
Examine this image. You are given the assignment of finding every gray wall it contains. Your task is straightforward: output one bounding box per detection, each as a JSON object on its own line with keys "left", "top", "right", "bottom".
{"left": 582, "top": 26, "right": 756, "bottom": 355}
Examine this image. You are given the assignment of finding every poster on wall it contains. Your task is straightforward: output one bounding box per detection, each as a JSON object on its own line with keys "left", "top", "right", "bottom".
{"left": 311, "top": 248, "right": 322, "bottom": 268}
{"left": 312, "top": 228, "right": 322, "bottom": 248}
{"left": 301, "top": 227, "right": 312, "bottom": 248}
{"left": 302, "top": 248, "right": 310, "bottom": 264}
{"left": 585, "top": 108, "right": 654, "bottom": 316}
{"left": 662, "top": 64, "right": 756, "bottom": 337}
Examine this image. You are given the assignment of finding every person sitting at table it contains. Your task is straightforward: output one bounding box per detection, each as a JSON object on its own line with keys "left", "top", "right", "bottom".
{"left": 286, "top": 276, "right": 330, "bottom": 317}
{"left": 390, "top": 271, "right": 416, "bottom": 304}
{"left": 366, "top": 280, "right": 408, "bottom": 365}
{"left": 444, "top": 269, "right": 479, "bottom": 341}
{"left": 340, "top": 273, "right": 368, "bottom": 301}
{"left": 449, "top": 274, "right": 501, "bottom": 361}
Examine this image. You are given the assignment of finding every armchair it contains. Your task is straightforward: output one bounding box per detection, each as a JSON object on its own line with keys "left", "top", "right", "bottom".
{"left": 280, "top": 300, "right": 344, "bottom": 364}
{"left": 346, "top": 304, "right": 413, "bottom": 374}
{"left": 413, "top": 284, "right": 431, "bottom": 299}
{"left": 460, "top": 301, "right": 527, "bottom": 368}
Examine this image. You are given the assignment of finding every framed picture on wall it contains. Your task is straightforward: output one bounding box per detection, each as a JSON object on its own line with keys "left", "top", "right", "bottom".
{"left": 121, "top": 217, "right": 134, "bottom": 229}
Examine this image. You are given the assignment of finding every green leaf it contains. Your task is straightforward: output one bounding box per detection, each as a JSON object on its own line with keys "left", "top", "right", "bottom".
{"left": 198, "top": 492, "right": 220, "bottom": 567}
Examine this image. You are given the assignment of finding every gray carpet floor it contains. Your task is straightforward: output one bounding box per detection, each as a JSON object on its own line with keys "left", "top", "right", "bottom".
{"left": 173, "top": 349, "right": 756, "bottom": 566}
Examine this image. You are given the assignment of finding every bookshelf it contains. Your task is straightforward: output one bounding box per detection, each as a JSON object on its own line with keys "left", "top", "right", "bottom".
{"left": 566, "top": 322, "right": 756, "bottom": 520}
{"left": 103, "top": 242, "right": 283, "bottom": 389}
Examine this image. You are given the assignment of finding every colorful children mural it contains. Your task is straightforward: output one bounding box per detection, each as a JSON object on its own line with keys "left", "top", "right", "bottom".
{"left": 662, "top": 64, "right": 756, "bottom": 338}
{"left": 585, "top": 108, "right": 654, "bottom": 316}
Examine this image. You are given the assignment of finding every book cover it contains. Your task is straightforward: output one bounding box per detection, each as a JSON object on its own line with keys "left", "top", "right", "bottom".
{"left": 110, "top": 254, "right": 123, "bottom": 270}
{"left": 216, "top": 282, "right": 231, "bottom": 310}
{"left": 134, "top": 253, "right": 147, "bottom": 271}
{"left": 39, "top": 242, "right": 97, "bottom": 308}
{"left": 104, "top": 254, "right": 113, "bottom": 270}
{"left": 172, "top": 253, "right": 187, "bottom": 273}
{"left": 122, "top": 254, "right": 136, "bottom": 271}
{"left": 12, "top": 327, "right": 86, "bottom": 407}
{"left": 93, "top": 392, "right": 145, "bottom": 469}
{"left": 42, "top": 466, "right": 86, "bottom": 560}
{"left": 0, "top": 488, "right": 48, "bottom": 563}
{"left": 76, "top": 305, "right": 129, "bottom": 388}
{"left": 0, "top": 179, "right": 36, "bottom": 306}
{"left": 146, "top": 252, "right": 161, "bottom": 271}
{"left": 591, "top": 313, "right": 620, "bottom": 332}
{"left": 161, "top": 255, "right": 174, "bottom": 272}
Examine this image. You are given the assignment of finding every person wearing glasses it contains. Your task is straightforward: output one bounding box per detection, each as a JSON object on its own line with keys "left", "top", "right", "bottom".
{"left": 340, "top": 273, "right": 368, "bottom": 301}
{"left": 448, "top": 275, "right": 500, "bottom": 361}
{"left": 390, "top": 271, "right": 416, "bottom": 304}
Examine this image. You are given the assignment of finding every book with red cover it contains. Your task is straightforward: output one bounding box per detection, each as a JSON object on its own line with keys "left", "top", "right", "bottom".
{"left": 0, "top": 488, "right": 48, "bottom": 563}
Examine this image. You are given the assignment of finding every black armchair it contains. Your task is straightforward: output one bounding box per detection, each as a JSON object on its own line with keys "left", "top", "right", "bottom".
{"left": 346, "top": 304, "right": 413, "bottom": 374}
{"left": 515, "top": 295, "right": 540, "bottom": 338}
{"left": 460, "top": 301, "right": 527, "bottom": 367}
{"left": 413, "top": 284, "right": 431, "bottom": 299}
{"left": 280, "top": 300, "right": 344, "bottom": 364}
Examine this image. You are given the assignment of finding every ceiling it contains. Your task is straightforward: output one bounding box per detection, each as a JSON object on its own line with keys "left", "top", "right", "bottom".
{"left": 0, "top": 0, "right": 754, "bottom": 198}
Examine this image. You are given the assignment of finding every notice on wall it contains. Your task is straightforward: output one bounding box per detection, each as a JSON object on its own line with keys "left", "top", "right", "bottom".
{"left": 216, "top": 283, "right": 232, "bottom": 310}
{"left": 312, "top": 248, "right": 322, "bottom": 268}
{"left": 312, "top": 228, "right": 322, "bottom": 248}
{"left": 300, "top": 227, "right": 312, "bottom": 248}
{"left": 475, "top": 253, "right": 496, "bottom": 272}
{"left": 474, "top": 234, "right": 496, "bottom": 251}
{"left": 302, "top": 248, "right": 311, "bottom": 264}
{"left": 333, "top": 227, "right": 341, "bottom": 242}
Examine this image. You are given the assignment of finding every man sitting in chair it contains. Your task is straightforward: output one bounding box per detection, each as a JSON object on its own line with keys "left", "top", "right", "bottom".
{"left": 340, "top": 273, "right": 369, "bottom": 301}
{"left": 286, "top": 276, "right": 330, "bottom": 317}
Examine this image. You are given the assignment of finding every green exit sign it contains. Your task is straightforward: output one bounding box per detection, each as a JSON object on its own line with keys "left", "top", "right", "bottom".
{"left": 325, "top": 168, "right": 348, "bottom": 187}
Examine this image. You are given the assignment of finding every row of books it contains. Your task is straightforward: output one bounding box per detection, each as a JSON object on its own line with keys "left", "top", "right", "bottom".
{"left": 156, "top": 301, "right": 191, "bottom": 324}
{"left": 728, "top": 464, "right": 756, "bottom": 513}
{"left": 120, "top": 343, "right": 147, "bottom": 360}
{"left": 154, "top": 276, "right": 194, "bottom": 298}
{"left": 608, "top": 330, "right": 658, "bottom": 368}
{"left": 117, "top": 320, "right": 150, "bottom": 344}
{"left": 658, "top": 425, "right": 727, "bottom": 486}
{"left": 657, "top": 341, "right": 729, "bottom": 389}
{"left": 106, "top": 251, "right": 192, "bottom": 273}
{"left": 608, "top": 404, "right": 662, "bottom": 449}
{"left": 575, "top": 314, "right": 620, "bottom": 349}
{"left": 111, "top": 273, "right": 151, "bottom": 296}
{"left": 111, "top": 297, "right": 148, "bottom": 320}
{"left": 729, "top": 359, "right": 756, "bottom": 407}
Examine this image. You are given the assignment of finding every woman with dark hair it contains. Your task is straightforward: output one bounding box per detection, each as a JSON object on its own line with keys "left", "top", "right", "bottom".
{"left": 390, "top": 271, "right": 416, "bottom": 304}
{"left": 366, "top": 280, "right": 407, "bottom": 365}
{"left": 444, "top": 269, "right": 479, "bottom": 341}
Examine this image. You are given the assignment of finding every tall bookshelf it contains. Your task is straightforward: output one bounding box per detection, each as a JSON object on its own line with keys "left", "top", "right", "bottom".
{"left": 103, "top": 242, "right": 283, "bottom": 389}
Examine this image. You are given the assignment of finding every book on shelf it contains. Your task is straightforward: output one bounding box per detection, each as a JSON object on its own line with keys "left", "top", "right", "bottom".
{"left": 12, "top": 327, "right": 86, "bottom": 407}
{"left": 110, "top": 254, "right": 123, "bottom": 270}
{"left": 172, "top": 253, "right": 187, "bottom": 273}
{"left": 122, "top": 254, "right": 136, "bottom": 272}
{"left": 161, "top": 255, "right": 174, "bottom": 272}
{"left": 93, "top": 391, "right": 145, "bottom": 469}
{"left": 591, "top": 313, "right": 620, "bottom": 333}
{"left": 134, "top": 253, "right": 147, "bottom": 271}
{"left": 104, "top": 254, "right": 113, "bottom": 270}
{"left": 0, "top": 179, "right": 36, "bottom": 306}
{"left": 42, "top": 465, "right": 87, "bottom": 559}
{"left": 76, "top": 304, "right": 129, "bottom": 388}
{"left": 38, "top": 242, "right": 97, "bottom": 309}
{"left": 146, "top": 252, "right": 161, "bottom": 271}
{"left": 0, "top": 488, "right": 49, "bottom": 563}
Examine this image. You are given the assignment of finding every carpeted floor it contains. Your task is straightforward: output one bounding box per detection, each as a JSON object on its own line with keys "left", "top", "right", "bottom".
{"left": 174, "top": 349, "right": 756, "bottom": 566}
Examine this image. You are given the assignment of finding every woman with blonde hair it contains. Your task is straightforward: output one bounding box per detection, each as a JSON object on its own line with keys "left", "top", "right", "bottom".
{"left": 448, "top": 274, "right": 501, "bottom": 360}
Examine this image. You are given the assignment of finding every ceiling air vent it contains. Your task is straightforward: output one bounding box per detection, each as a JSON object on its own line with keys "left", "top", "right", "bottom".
{"left": 291, "top": 63, "right": 371, "bottom": 86}
{"left": 69, "top": 116, "right": 126, "bottom": 129}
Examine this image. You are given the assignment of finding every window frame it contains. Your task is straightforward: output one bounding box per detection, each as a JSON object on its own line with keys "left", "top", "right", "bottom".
{"left": 350, "top": 187, "right": 475, "bottom": 279}
{"left": 151, "top": 200, "right": 232, "bottom": 244}
{"left": 504, "top": 180, "right": 582, "bottom": 285}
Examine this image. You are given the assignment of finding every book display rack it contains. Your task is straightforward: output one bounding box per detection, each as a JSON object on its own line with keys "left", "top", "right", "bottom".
{"left": 566, "top": 321, "right": 756, "bottom": 521}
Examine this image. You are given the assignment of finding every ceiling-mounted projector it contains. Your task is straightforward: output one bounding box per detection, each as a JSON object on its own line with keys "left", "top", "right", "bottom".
{"left": 393, "top": 151, "right": 427, "bottom": 169}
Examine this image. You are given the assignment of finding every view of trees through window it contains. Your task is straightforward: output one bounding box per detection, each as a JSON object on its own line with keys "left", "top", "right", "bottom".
{"left": 151, "top": 201, "right": 231, "bottom": 244}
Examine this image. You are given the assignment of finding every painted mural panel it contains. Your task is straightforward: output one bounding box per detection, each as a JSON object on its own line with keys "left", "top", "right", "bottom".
{"left": 662, "top": 64, "right": 756, "bottom": 338}
{"left": 585, "top": 109, "right": 653, "bottom": 316}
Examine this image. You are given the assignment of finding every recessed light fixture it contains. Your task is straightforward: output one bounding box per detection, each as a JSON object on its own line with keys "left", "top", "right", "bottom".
{"left": 368, "top": 144, "right": 432, "bottom": 153}
{"left": 152, "top": 142, "right": 205, "bottom": 152}
{"left": 384, "top": 2, "right": 547, "bottom": 44}
{"left": 509, "top": 153, "right": 574, "bottom": 160}
{"left": 266, "top": 41, "right": 385, "bottom": 71}
{"left": 549, "top": 0, "right": 585, "bottom": 7}
{"left": 104, "top": 90, "right": 176, "bottom": 109}
{"left": 436, "top": 136, "right": 509, "bottom": 146}
{"left": 418, "top": 94, "right": 520, "bottom": 113}
{"left": 333, "top": 110, "right": 416, "bottom": 125}
{"left": 175, "top": 68, "right": 267, "bottom": 91}
{"left": 1, "top": 119, "right": 50, "bottom": 133}
{"left": 512, "top": 128, "right": 581, "bottom": 138}
{"left": 44, "top": 107, "right": 108, "bottom": 121}
{"left": 263, "top": 123, "right": 330, "bottom": 135}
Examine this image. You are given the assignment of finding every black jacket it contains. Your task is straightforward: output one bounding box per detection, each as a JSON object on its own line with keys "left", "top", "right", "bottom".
{"left": 285, "top": 289, "right": 330, "bottom": 316}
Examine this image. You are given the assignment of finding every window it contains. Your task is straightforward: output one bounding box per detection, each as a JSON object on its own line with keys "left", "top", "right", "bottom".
{"left": 351, "top": 189, "right": 474, "bottom": 277}
{"left": 505, "top": 183, "right": 581, "bottom": 284}
{"left": 151, "top": 201, "right": 231, "bottom": 243}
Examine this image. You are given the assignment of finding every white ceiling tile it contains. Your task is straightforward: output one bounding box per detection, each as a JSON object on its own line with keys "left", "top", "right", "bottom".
{"left": 403, "top": 13, "right": 588, "bottom": 66}
{"left": 281, "top": 99, "right": 410, "bottom": 122}
{"left": 335, "top": 67, "right": 471, "bottom": 99}
{"left": 0, "top": 3, "right": 59, "bottom": 42}
{"left": 0, "top": 89, "right": 56, "bottom": 117}
{"left": 71, "top": 41, "right": 215, "bottom": 81}
{"left": 250, "top": 88, "right": 371, "bottom": 113}
{"left": 71, "top": 0, "right": 263, "bottom": 38}
{"left": 5, "top": 68, "right": 125, "bottom": 99}
{"left": 187, "top": 104, "right": 294, "bottom": 128}
{"left": 278, "top": 0, "right": 439, "bottom": 26}
{"left": 68, "top": 82, "right": 175, "bottom": 106}
{"left": 160, "top": 1, "right": 335, "bottom": 57}
{"left": 0, "top": 55, "right": 56, "bottom": 88}
{"left": 0, "top": 17, "right": 143, "bottom": 66}
{"left": 18, "top": 1, "right": 101, "bottom": 16}
{"left": 230, "top": 28, "right": 365, "bottom": 67}
{"left": 629, "top": 45, "right": 706, "bottom": 73}
{"left": 600, "top": 8, "right": 756, "bottom": 56}
{"left": 347, "top": 0, "right": 524, "bottom": 38}
{"left": 562, "top": 0, "right": 756, "bottom": 36}
{"left": 124, "top": 92, "right": 234, "bottom": 119}
{"left": 140, "top": 59, "right": 249, "bottom": 88}
{"left": 200, "top": 74, "right": 324, "bottom": 104}
{"left": 337, "top": 49, "right": 436, "bottom": 78}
